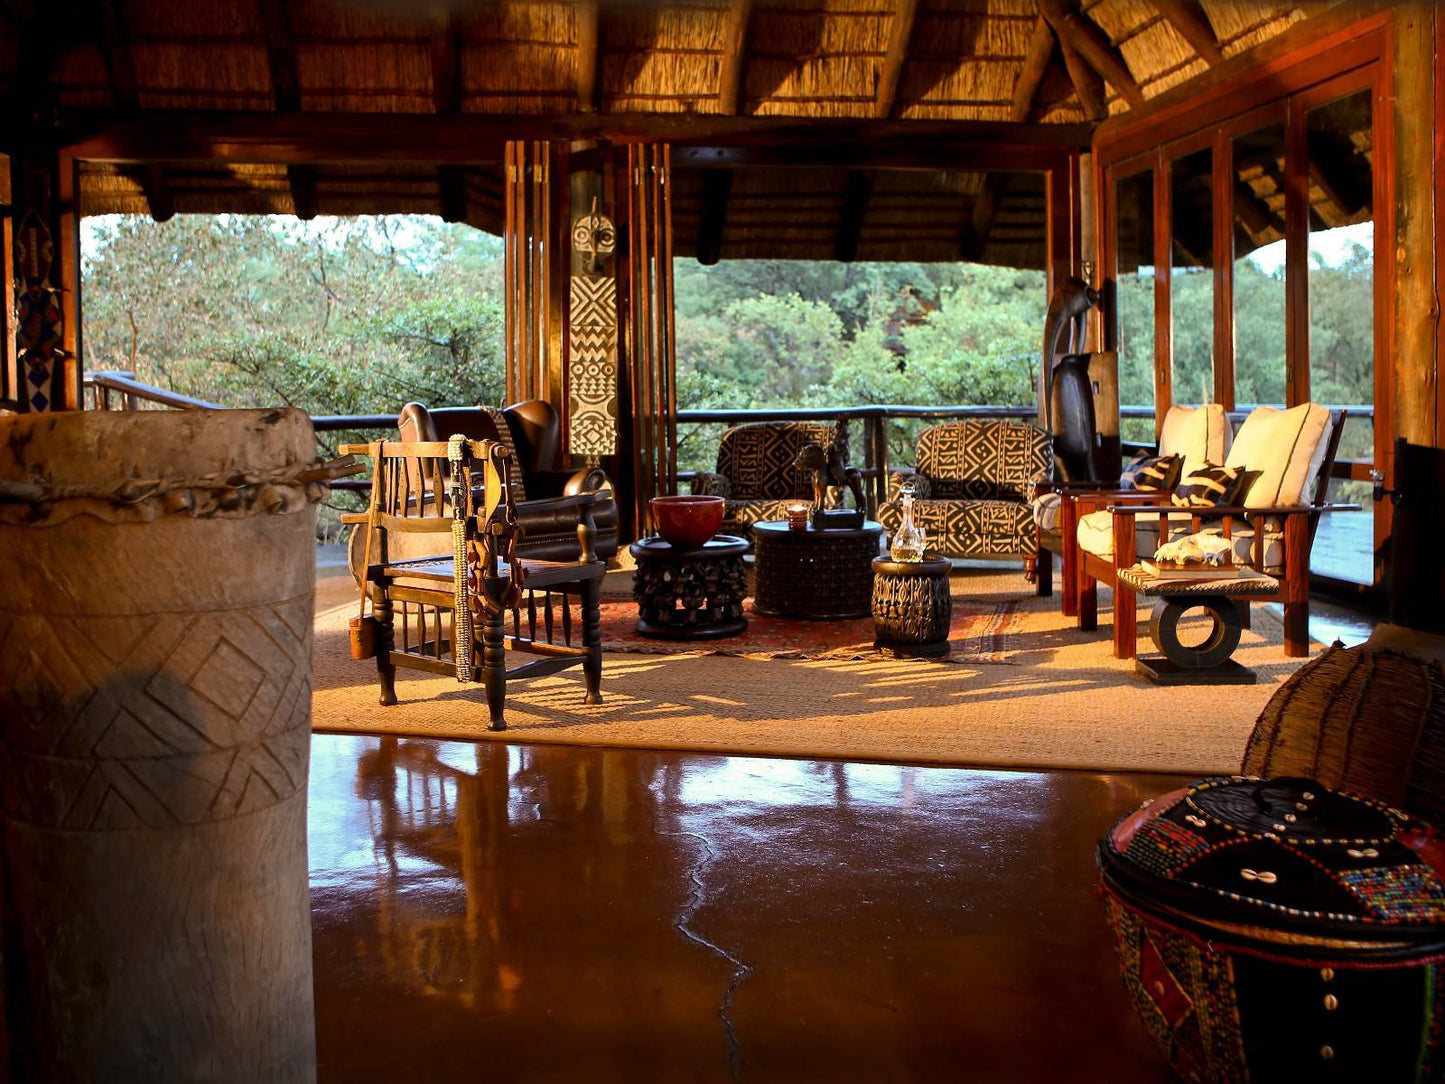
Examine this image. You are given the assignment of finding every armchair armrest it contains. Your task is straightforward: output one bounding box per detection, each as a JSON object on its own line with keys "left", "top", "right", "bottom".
{"left": 1103, "top": 502, "right": 1362, "bottom": 516}
{"left": 526, "top": 467, "right": 613, "bottom": 499}
{"left": 886, "top": 468, "right": 931, "bottom": 501}
{"left": 689, "top": 471, "right": 730, "bottom": 499}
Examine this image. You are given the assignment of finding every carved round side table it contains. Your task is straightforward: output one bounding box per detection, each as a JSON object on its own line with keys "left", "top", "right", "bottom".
{"left": 871, "top": 554, "right": 953, "bottom": 658}
{"left": 630, "top": 534, "right": 748, "bottom": 640}
{"left": 752, "top": 520, "right": 885, "bottom": 620}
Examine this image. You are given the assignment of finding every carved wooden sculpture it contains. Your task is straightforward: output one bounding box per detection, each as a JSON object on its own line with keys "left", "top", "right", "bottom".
{"left": 1038, "top": 276, "right": 1102, "bottom": 482}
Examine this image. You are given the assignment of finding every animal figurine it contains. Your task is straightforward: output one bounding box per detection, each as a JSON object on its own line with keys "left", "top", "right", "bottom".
{"left": 792, "top": 442, "right": 866, "bottom": 512}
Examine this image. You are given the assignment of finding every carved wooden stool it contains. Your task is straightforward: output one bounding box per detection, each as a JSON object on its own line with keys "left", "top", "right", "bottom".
{"left": 630, "top": 534, "right": 748, "bottom": 640}
{"left": 871, "top": 554, "right": 953, "bottom": 658}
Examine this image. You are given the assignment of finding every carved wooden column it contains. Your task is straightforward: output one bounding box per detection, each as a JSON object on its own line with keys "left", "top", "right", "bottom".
{"left": 0, "top": 408, "right": 321, "bottom": 1081}
{"left": 7, "top": 141, "right": 80, "bottom": 412}
{"left": 566, "top": 145, "right": 620, "bottom": 463}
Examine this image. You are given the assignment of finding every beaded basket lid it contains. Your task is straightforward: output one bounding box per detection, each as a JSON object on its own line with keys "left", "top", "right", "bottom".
{"left": 1100, "top": 776, "right": 1445, "bottom": 955}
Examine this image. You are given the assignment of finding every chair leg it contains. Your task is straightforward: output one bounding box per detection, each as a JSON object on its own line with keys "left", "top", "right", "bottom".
{"left": 1239, "top": 601, "right": 1252, "bottom": 630}
{"left": 1060, "top": 500, "right": 1079, "bottom": 618}
{"left": 372, "top": 584, "right": 397, "bottom": 706}
{"left": 582, "top": 580, "right": 603, "bottom": 705}
{"left": 483, "top": 606, "right": 507, "bottom": 731}
{"left": 1078, "top": 572, "right": 1098, "bottom": 631}
{"left": 1113, "top": 585, "right": 1137, "bottom": 660}
{"left": 1036, "top": 547, "right": 1053, "bottom": 597}
{"left": 1282, "top": 600, "right": 1309, "bottom": 657}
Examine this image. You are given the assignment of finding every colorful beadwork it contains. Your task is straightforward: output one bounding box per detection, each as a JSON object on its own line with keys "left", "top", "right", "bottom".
{"left": 1124, "top": 813, "right": 1213, "bottom": 878}
{"left": 1338, "top": 865, "right": 1445, "bottom": 924}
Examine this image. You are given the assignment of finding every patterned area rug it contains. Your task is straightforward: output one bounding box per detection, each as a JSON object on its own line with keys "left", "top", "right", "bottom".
{"left": 595, "top": 597, "right": 1023, "bottom": 663}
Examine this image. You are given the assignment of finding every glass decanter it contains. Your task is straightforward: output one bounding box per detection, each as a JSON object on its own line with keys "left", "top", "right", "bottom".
{"left": 890, "top": 483, "right": 927, "bottom": 562}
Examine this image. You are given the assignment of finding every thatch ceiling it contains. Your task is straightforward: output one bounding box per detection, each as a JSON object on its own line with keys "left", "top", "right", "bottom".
{"left": 2, "top": 0, "right": 1341, "bottom": 266}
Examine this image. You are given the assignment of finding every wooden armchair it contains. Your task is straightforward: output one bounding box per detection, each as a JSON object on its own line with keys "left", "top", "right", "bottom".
{"left": 1073, "top": 405, "right": 1348, "bottom": 659}
{"left": 342, "top": 436, "right": 604, "bottom": 731}
{"left": 1035, "top": 403, "right": 1232, "bottom": 613}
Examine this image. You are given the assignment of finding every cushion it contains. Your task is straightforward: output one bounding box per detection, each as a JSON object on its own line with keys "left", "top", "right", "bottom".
{"left": 1224, "top": 403, "right": 1331, "bottom": 509}
{"left": 879, "top": 497, "right": 1035, "bottom": 558}
{"left": 1119, "top": 452, "right": 1183, "bottom": 492}
{"left": 1076, "top": 509, "right": 1285, "bottom": 571}
{"left": 1159, "top": 404, "right": 1232, "bottom": 477}
{"left": 1032, "top": 491, "right": 1062, "bottom": 532}
{"left": 916, "top": 420, "right": 1053, "bottom": 500}
{"left": 1172, "top": 463, "right": 1246, "bottom": 508}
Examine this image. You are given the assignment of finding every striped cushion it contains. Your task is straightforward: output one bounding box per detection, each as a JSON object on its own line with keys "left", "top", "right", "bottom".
{"left": 1120, "top": 453, "right": 1183, "bottom": 492}
{"left": 1172, "top": 463, "right": 1246, "bottom": 509}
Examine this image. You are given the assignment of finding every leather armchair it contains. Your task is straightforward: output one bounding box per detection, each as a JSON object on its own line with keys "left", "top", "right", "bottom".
{"left": 348, "top": 400, "right": 619, "bottom": 584}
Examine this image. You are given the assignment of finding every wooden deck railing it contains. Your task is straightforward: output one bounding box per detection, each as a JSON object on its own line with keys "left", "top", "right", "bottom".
{"left": 82, "top": 371, "right": 1376, "bottom": 503}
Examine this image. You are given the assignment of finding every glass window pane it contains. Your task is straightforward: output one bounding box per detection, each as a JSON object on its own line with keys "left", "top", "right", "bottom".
{"left": 1307, "top": 89, "right": 1374, "bottom": 585}
{"left": 1115, "top": 170, "right": 1155, "bottom": 444}
{"left": 1231, "top": 122, "right": 1287, "bottom": 407}
{"left": 1170, "top": 148, "right": 1213, "bottom": 407}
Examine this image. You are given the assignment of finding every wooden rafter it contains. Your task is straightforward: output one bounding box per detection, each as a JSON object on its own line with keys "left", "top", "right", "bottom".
{"left": 835, "top": 171, "right": 874, "bottom": 261}
{"left": 1011, "top": 17, "right": 1055, "bottom": 123}
{"left": 695, "top": 170, "right": 733, "bottom": 266}
{"left": 1036, "top": 0, "right": 1145, "bottom": 108}
{"left": 141, "top": 162, "right": 174, "bottom": 222}
{"left": 1151, "top": 0, "right": 1224, "bottom": 67}
{"left": 439, "top": 166, "right": 468, "bottom": 223}
{"left": 1056, "top": 30, "right": 1106, "bottom": 121}
{"left": 873, "top": 0, "right": 919, "bottom": 120}
{"left": 288, "top": 164, "right": 317, "bottom": 220}
{"left": 93, "top": 0, "right": 139, "bottom": 111}
{"left": 257, "top": 0, "right": 301, "bottom": 112}
{"left": 430, "top": 11, "right": 463, "bottom": 115}
{"left": 716, "top": 0, "right": 753, "bottom": 115}
{"left": 575, "top": 0, "right": 600, "bottom": 114}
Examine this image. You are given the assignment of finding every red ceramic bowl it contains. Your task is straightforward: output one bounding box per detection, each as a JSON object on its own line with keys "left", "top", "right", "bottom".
{"left": 650, "top": 495, "right": 725, "bottom": 548}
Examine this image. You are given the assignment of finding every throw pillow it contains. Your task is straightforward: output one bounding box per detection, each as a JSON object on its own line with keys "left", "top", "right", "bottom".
{"left": 1119, "top": 452, "right": 1183, "bottom": 492}
{"left": 1172, "top": 463, "right": 1247, "bottom": 509}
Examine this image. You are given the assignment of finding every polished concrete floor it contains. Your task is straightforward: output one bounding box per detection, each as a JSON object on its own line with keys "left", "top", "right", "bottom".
{"left": 310, "top": 735, "right": 1179, "bottom": 1082}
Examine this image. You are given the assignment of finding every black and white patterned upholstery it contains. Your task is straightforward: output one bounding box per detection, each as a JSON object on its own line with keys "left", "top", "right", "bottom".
{"left": 879, "top": 420, "right": 1053, "bottom": 560}
{"left": 688, "top": 419, "right": 851, "bottom": 538}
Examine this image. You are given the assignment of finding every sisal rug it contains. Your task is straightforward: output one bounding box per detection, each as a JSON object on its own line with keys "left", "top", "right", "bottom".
{"left": 594, "top": 597, "right": 1021, "bottom": 662}
{"left": 312, "top": 571, "right": 1318, "bottom": 775}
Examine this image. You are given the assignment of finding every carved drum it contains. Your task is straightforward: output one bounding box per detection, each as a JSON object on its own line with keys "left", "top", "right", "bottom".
{"left": 871, "top": 554, "right": 952, "bottom": 658}
{"left": 1100, "top": 775, "right": 1445, "bottom": 1083}
{"left": 0, "top": 409, "right": 323, "bottom": 1081}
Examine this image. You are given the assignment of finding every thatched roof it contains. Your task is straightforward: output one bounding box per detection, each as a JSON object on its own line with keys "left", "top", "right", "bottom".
{"left": 6, "top": 0, "right": 1340, "bottom": 266}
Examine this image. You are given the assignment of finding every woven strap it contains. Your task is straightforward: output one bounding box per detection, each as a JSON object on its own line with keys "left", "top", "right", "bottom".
{"left": 478, "top": 405, "right": 527, "bottom": 500}
{"left": 448, "top": 435, "right": 475, "bottom": 682}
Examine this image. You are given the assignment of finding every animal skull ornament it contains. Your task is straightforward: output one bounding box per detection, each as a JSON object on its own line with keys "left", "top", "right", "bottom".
{"left": 572, "top": 197, "right": 616, "bottom": 273}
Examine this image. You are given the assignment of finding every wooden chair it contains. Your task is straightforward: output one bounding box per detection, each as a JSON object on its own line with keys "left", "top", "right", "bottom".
{"left": 342, "top": 436, "right": 604, "bottom": 731}
{"left": 1073, "top": 406, "right": 1349, "bottom": 659}
{"left": 1035, "top": 403, "right": 1232, "bottom": 613}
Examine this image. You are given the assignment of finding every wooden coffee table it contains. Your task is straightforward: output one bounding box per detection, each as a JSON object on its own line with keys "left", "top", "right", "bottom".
{"left": 751, "top": 520, "right": 884, "bottom": 620}
{"left": 1116, "top": 565, "right": 1281, "bottom": 685}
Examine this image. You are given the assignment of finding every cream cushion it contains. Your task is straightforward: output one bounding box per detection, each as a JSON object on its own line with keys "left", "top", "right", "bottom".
{"left": 1032, "top": 491, "right": 1062, "bottom": 532}
{"left": 1076, "top": 509, "right": 1285, "bottom": 572}
{"left": 1159, "top": 404, "right": 1232, "bottom": 477}
{"left": 1225, "top": 404, "right": 1331, "bottom": 509}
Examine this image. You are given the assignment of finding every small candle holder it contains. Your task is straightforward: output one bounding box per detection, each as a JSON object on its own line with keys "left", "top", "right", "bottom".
{"left": 785, "top": 502, "right": 811, "bottom": 530}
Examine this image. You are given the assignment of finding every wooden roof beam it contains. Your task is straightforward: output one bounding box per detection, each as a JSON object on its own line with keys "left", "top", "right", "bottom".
{"left": 141, "top": 162, "right": 174, "bottom": 222}
{"left": 717, "top": 0, "right": 753, "bottom": 115}
{"left": 1151, "top": 0, "right": 1224, "bottom": 67}
{"left": 1055, "top": 30, "right": 1106, "bottom": 122}
{"left": 696, "top": 170, "right": 733, "bottom": 265}
{"left": 873, "top": 0, "right": 919, "bottom": 120}
{"left": 1011, "top": 17, "right": 1054, "bottom": 123}
{"left": 1036, "top": 0, "right": 1145, "bottom": 109}
{"left": 835, "top": 171, "right": 874, "bottom": 262}
{"left": 574, "top": 0, "right": 600, "bottom": 114}
{"left": 430, "top": 11, "right": 463, "bottom": 114}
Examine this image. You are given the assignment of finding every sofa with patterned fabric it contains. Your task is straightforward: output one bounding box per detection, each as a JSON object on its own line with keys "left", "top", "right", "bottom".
{"left": 879, "top": 420, "right": 1053, "bottom": 573}
{"left": 688, "top": 419, "right": 852, "bottom": 538}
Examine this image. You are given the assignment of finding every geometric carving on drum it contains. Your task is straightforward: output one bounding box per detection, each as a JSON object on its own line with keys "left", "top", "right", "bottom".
{"left": 569, "top": 273, "right": 618, "bottom": 456}
{"left": 0, "top": 594, "right": 313, "bottom": 829}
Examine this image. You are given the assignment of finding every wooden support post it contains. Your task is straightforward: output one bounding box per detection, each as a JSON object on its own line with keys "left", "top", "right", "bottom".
{"left": 504, "top": 141, "right": 568, "bottom": 413}
{"left": 717, "top": 0, "right": 753, "bottom": 115}
{"left": 835, "top": 171, "right": 873, "bottom": 263}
